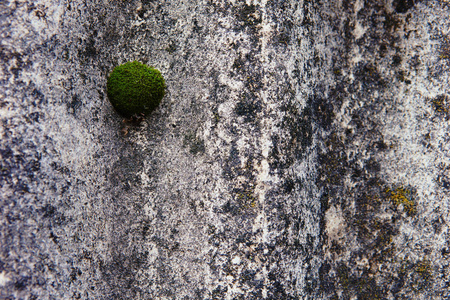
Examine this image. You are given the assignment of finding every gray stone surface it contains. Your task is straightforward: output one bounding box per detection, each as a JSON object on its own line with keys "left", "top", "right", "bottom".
{"left": 0, "top": 0, "right": 449, "bottom": 299}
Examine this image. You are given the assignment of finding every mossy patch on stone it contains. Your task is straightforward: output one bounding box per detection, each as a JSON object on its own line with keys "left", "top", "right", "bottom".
{"left": 106, "top": 61, "right": 165, "bottom": 117}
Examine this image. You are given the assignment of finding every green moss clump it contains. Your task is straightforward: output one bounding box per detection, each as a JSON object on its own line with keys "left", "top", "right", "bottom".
{"left": 106, "top": 61, "right": 165, "bottom": 117}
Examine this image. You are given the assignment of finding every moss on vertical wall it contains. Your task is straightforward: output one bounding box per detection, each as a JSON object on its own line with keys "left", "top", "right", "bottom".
{"left": 106, "top": 61, "right": 165, "bottom": 117}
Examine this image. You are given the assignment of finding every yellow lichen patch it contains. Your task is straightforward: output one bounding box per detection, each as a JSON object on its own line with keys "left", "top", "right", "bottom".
{"left": 235, "top": 188, "right": 257, "bottom": 209}
{"left": 399, "top": 258, "right": 433, "bottom": 291}
{"left": 415, "top": 259, "right": 432, "bottom": 280}
{"left": 386, "top": 187, "right": 417, "bottom": 216}
{"left": 440, "top": 35, "right": 450, "bottom": 59}
{"left": 431, "top": 94, "right": 450, "bottom": 115}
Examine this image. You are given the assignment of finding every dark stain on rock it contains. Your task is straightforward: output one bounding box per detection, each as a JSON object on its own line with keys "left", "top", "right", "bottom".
{"left": 235, "top": 3, "right": 262, "bottom": 31}
{"left": 14, "top": 276, "right": 31, "bottom": 291}
{"left": 234, "top": 97, "right": 261, "bottom": 123}
{"left": 354, "top": 63, "right": 386, "bottom": 88}
{"left": 393, "top": 0, "right": 417, "bottom": 14}
{"left": 211, "top": 285, "right": 228, "bottom": 300}
{"left": 183, "top": 132, "right": 205, "bottom": 155}
{"left": 68, "top": 94, "right": 82, "bottom": 115}
{"left": 79, "top": 32, "right": 97, "bottom": 60}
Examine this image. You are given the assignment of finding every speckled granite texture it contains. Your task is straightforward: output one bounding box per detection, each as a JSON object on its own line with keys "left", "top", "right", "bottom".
{"left": 0, "top": 0, "right": 449, "bottom": 299}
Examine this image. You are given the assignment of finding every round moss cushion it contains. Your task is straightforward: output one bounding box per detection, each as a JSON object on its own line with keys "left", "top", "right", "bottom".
{"left": 106, "top": 61, "right": 166, "bottom": 117}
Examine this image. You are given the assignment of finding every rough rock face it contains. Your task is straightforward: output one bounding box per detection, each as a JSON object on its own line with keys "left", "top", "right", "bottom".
{"left": 0, "top": 0, "right": 449, "bottom": 299}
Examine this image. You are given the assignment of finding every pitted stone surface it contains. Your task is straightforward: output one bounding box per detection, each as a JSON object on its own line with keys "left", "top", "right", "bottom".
{"left": 0, "top": 0, "right": 449, "bottom": 299}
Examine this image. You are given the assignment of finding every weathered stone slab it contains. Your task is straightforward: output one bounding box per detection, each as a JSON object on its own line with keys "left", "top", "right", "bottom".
{"left": 0, "top": 0, "right": 449, "bottom": 299}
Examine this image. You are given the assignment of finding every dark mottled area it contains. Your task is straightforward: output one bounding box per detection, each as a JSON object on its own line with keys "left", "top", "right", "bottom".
{"left": 316, "top": 0, "right": 449, "bottom": 299}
